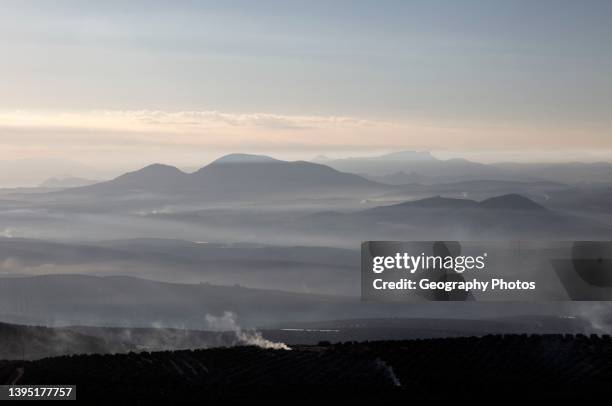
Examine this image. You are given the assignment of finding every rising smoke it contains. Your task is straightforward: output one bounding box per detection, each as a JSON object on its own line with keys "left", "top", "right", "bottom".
{"left": 205, "top": 311, "right": 290, "bottom": 350}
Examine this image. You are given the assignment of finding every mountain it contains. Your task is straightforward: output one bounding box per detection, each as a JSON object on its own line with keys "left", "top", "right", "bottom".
{"left": 137, "top": 192, "right": 612, "bottom": 246}
{"left": 319, "top": 152, "right": 511, "bottom": 183}
{"left": 189, "top": 154, "right": 380, "bottom": 198}
{"left": 39, "top": 176, "right": 100, "bottom": 188}
{"left": 66, "top": 154, "right": 386, "bottom": 200}
{"left": 378, "top": 180, "right": 568, "bottom": 205}
{"left": 300, "top": 193, "right": 611, "bottom": 240}
{"left": 320, "top": 152, "right": 612, "bottom": 185}
{"left": 75, "top": 164, "right": 188, "bottom": 194}
{"left": 210, "top": 153, "right": 278, "bottom": 164}
{"left": 376, "top": 150, "right": 436, "bottom": 161}
{"left": 0, "top": 158, "right": 103, "bottom": 188}
{"left": 492, "top": 161, "right": 612, "bottom": 185}
{"left": 479, "top": 193, "right": 545, "bottom": 211}
{"left": 364, "top": 194, "right": 543, "bottom": 215}
{"left": 383, "top": 196, "right": 479, "bottom": 210}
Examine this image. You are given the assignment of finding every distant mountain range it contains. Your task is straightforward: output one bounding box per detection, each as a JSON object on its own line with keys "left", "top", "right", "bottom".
{"left": 67, "top": 154, "right": 384, "bottom": 200}
{"left": 4, "top": 152, "right": 612, "bottom": 245}
{"left": 132, "top": 192, "right": 612, "bottom": 245}
{"left": 0, "top": 158, "right": 104, "bottom": 188}
{"left": 355, "top": 194, "right": 565, "bottom": 224}
{"left": 46, "top": 152, "right": 612, "bottom": 205}
{"left": 301, "top": 193, "right": 611, "bottom": 240}
{"left": 317, "top": 151, "right": 508, "bottom": 183}
{"left": 5, "top": 151, "right": 612, "bottom": 192}
{"left": 39, "top": 176, "right": 100, "bottom": 188}
{"left": 315, "top": 150, "right": 436, "bottom": 164}
{"left": 371, "top": 193, "right": 545, "bottom": 211}
{"left": 317, "top": 151, "right": 612, "bottom": 185}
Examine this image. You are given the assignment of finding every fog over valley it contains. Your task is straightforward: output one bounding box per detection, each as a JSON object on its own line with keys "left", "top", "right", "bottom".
{"left": 1, "top": 151, "right": 612, "bottom": 354}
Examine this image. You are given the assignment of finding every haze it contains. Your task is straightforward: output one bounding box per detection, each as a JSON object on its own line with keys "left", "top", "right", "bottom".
{"left": 1, "top": 0, "right": 612, "bottom": 173}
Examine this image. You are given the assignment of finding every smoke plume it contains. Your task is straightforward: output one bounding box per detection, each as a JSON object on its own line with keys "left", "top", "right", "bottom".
{"left": 205, "top": 311, "right": 290, "bottom": 350}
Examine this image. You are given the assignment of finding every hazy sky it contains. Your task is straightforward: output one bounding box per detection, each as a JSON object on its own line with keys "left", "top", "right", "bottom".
{"left": 1, "top": 0, "right": 611, "bottom": 167}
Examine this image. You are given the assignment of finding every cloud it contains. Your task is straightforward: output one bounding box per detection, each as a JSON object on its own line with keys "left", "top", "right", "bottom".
{"left": 0, "top": 109, "right": 383, "bottom": 131}
{"left": 110, "top": 110, "right": 382, "bottom": 130}
{"left": 0, "top": 109, "right": 611, "bottom": 166}
{"left": 0, "top": 109, "right": 399, "bottom": 159}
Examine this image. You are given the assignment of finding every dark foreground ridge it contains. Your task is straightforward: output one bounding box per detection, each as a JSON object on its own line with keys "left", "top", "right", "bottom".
{"left": 1, "top": 334, "right": 611, "bottom": 402}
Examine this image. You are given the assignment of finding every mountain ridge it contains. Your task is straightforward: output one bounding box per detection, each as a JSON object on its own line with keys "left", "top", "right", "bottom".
{"left": 365, "top": 193, "right": 545, "bottom": 213}
{"left": 64, "top": 154, "right": 386, "bottom": 198}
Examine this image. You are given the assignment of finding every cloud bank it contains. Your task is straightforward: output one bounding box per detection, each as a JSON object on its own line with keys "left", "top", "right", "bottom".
{"left": 0, "top": 110, "right": 611, "bottom": 168}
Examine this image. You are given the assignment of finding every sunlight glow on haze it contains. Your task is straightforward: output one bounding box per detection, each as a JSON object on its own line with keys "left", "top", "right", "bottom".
{"left": 0, "top": 0, "right": 611, "bottom": 168}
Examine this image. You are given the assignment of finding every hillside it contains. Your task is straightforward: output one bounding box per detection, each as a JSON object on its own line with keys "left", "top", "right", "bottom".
{"left": 300, "top": 193, "right": 610, "bottom": 240}
{"left": 67, "top": 154, "right": 386, "bottom": 200}
{"left": 1, "top": 335, "right": 610, "bottom": 401}
{"left": 364, "top": 193, "right": 544, "bottom": 214}
{"left": 319, "top": 151, "right": 612, "bottom": 185}
{"left": 0, "top": 316, "right": 592, "bottom": 360}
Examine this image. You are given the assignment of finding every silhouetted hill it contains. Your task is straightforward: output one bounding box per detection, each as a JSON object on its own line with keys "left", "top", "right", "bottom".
{"left": 479, "top": 193, "right": 545, "bottom": 210}
{"left": 0, "top": 158, "right": 102, "bottom": 188}
{"left": 320, "top": 152, "right": 612, "bottom": 185}
{"left": 209, "top": 153, "right": 279, "bottom": 164}
{"left": 320, "top": 151, "right": 510, "bottom": 182}
{"left": 493, "top": 161, "right": 612, "bottom": 184}
{"left": 370, "top": 196, "right": 479, "bottom": 211}
{"left": 301, "top": 193, "right": 611, "bottom": 240}
{"left": 0, "top": 316, "right": 593, "bottom": 360}
{"left": 189, "top": 154, "right": 380, "bottom": 197}
{"left": 65, "top": 154, "right": 385, "bottom": 199}
{"left": 370, "top": 150, "right": 437, "bottom": 161}
{"left": 362, "top": 194, "right": 543, "bottom": 215}
{"left": 39, "top": 177, "right": 100, "bottom": 188}
{"left": 75, "top": 164, "right": 188, "bottom": 194}
{"left": 2, "top": 335, "right": 610, "bottom": 401}
{"left": 0, "top": 322, "right": 239, "bottom": 360}
{"left": 0, "top": 322, "right": 109, "bottom": 360}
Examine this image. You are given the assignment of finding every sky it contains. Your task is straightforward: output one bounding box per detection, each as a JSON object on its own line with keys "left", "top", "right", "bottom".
{"left": 1, "top": 0, "right": 611, "bottom": 171}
